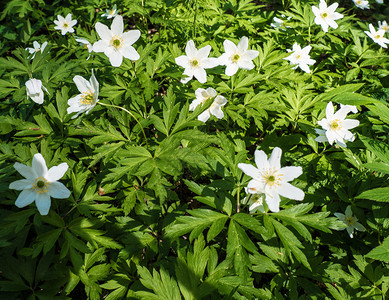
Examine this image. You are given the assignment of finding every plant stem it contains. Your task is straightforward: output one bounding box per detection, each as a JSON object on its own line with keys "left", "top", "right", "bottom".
{"left": 99, "top": 102, "right": 149, "bottom": 148}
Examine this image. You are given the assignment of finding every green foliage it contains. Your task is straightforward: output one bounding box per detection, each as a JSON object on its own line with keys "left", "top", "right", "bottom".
{"left": 1, "top": 0, "right": 389, "bottom": 299}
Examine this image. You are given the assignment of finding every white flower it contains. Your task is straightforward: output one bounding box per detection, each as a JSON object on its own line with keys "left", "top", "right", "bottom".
{"left": 334, "top": 206, "right": 366, "bottom": 238}
{"left": 365, "top": 24, "right": 389, "bottom": 48}
{"left": 175, "top": 40, "right": 219, "bottom": 84}
{"left": 352, "top": 0, "right": 370, "bottom": 9}
{"left": 26, "top": 41, "right": 47, "bottom": 59}
{"left": 375, "top": 0, "right": 383, "bottom": 3}
{"left": 9, "top": 153, "right": 71, "bottom": 215}
{"left": 340, "top": 104, "right": 358, "bottom": 114}
{"left": 75, "top": 37, "right": 92, "bottom": 59}
{"left": 93, "top": 15, "right": 140, "bottom": 67}
{"left": 284, "top": 43, "right": 316, "bottom": 73}
{"left": 189, "top": 87, "right": 227, "bottom": 122}
{"left": 218, "top": 36, "right": 259, "bottom": 76}
{"left": 312, "top": 0, "right": 343, "bottom": 33}
{"left": 238, "top": 147, "right": 304, "bottom": 213}
{"left": 67, "top": 70, "right": 99, "bottom": 118}
{"left": 243, "top": 189, "right": 265, "bottom": 213}
{"left": 271, "top": 14, "right": 291, "bottom": 29}
{"left": 378, "top": 21, "right": 389, "bottom": 32}
{"left": 315, "top": 101, "right": 359, "bottom": 147}
{"left": 102, "top": 4, "right": 119, "bottom": 19}
{"left": 54, "top": 13, "right": 77, "bottom": 35}
{"left": 25, "top": 78, "right": 48, "bottom": 104}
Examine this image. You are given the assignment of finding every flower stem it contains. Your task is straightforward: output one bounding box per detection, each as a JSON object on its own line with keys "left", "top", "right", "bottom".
{"left": 99, "top": 102, "right": 149, "bottom": 148}
{"left": 237, "top": 185, "right": 241, "bottom": 213}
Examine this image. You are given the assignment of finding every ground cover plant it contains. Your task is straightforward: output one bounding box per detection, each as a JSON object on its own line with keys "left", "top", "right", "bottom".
{"left": 1, "top": 0, "right": 389, "bottom": 299}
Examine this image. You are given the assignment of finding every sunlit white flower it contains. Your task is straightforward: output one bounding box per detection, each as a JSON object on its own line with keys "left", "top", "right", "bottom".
{"left": 312, "top": 0, "right": 343, "bottom": 33}
{"left": 93, "top": 15, "right": 140, "bottom": 67}
{"left": 271, "top": 14, "right": 291, "bottom": 29}
{"left": 315, "top": 101, "right": 359, "bottom": 147}
{"left": 284, "top": 43, "right": 316, "bottom": 73}
{"left": 54, "top": 13, "right": 77, "bottom": 35}
{"left": 334, "top": 206, "right": 366, "bottom": 238}
{"left": 26, "top": 41, "right": 47, "bottom": 59}
{"left": 340, "top": 104, "right": 358, "bottom": 114}
{"left": 67, "top": 70, "right": 99, "bottom": 118}
{"left": 189, "top": 87, "right": 227, "bottom": 122}
{"left": 352, "top": 0, "right": 370, "bottom": 9}
{"left": 175, "top": 40, "right": 219, "bottom": 84}
{"left": 218, "top": 36, "right": 259, "bottom": 76}
{"left": 102, "top": 4, "right": 119, "bottom": 19}
{"left": 378, "top": 21, "right": 389, "bottom": 32}
{"left": 365, "top": 24, "right": 389, "bottom": 48}
{"left": 9, "top": 153, "right": 71, "bottom": 215}
{"left": 238, "top": 147, "right": 304, "bottom": 213}
{"left": 25, "top": 78, "right": 48, "bottom": 104}
{"left": 75, "top": 37, "right": 93, "bottom": 59}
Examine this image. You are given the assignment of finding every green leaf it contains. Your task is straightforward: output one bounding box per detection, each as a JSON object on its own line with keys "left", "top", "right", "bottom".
{"left": 270, "top": 217, "right": 311, "bottom": 270}
{"left": 356, "top": 188, "right": 389, "bottom": 202}
{"left": 165, "top": 209, "right": 228, "bottom": 241}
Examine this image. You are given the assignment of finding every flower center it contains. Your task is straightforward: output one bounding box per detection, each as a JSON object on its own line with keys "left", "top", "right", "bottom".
{"left": 32, "top": 177, "right": 50, "bottom": 194}
{"left": 376, "top": 34, "right": 381, "bottom": 39}
{"left": 109, "top": 10, "right": 115, "bottom": 15}
{"left": 329, "top": 119, "right": 341, "bottom": 130}
{"left": 321, "top": 12, "right": 328, "bottom": 18}
{"left": 110, "top": 35, "right": 123, "bottom": 49}
{"left": 295, "top": 54, "right": 301, "bottom": 59}
{"left": 263, "top": 169, "right": 283, "bottom": 187}
{"left": 63, "top": 22, "right": 69, "bottom": 28}
{"left": 80, "top": 90, "right": 94, "bottom": 105}
{"left": 231, "top": 52, "right": 240, "bottom": 63}
{"left": 190, "top": 59, "right": 200, "bottom": 67}
{"left": 345, "top": 216, "right": 355, "bottom": 226}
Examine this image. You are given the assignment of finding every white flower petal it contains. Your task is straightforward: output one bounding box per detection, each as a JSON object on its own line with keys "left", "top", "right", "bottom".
{"left": 93, "top": 40, "right": 109, "bottom": 53}
{"left": 185, "top": 40, "right": 196, "bottom": 57}
{"left": 13, "top": 162, "right": 36, "bottom": 180}
{"left": 225, "top": 63, "right": 239, "bottom": 76}
{"left": 73, "top": 75, "right": 90, "bottom": 93}
{"left": 265, "top": 193, "right": 281, "bottom": 212}
{"left": 279, "top": 166, "right": 303, "bottom": 181}
{"left": 9, "top": 179, "right": 33, "bottom": 190}
{"left": 122, "top": 30, "right": 141, "bottom": 45}
{"left": 198, "top": 110, "right": 210, "bottom": 122}
{"left": 95, "top": 22, "right": 112, "bottom": 41}
{"left": 49, "top": 182, "right": 71, "bottom": 199}
{"left": 35, "top": 192, "right": 51, "bottom": 215}
{"left": 277, "top": 182, "right": 305, "bottom": 200}
{"left": 32, "top": 153, "right": 48, "bottom": 177}
{"left": 46, "top": 163, "right": 68, "bottom": 182}
{"left": 15, "top": 189, "right": 36, "bottom": 208}
{"left": 269, "top": 147, "right": 282, "bottom": 170}
{"left": 193, "top": 68, "right": 207, "bottom": 83}
{"left": 223, "top": 39, "right": 237, "bottom": 54}
{"left": 120, "top": 46, "right": 140, "bottom": 60}
{"left": 254, "top": 150, "right": 269, "bottom": 171}
{"left": 107, "top": 51, "right": 123, "bottom": 67}
{"left": 237, "top": 36, "right": 249, "bottom": 52}
{"left": 111, "top": 15, "right": 124, "bottom": 35}
{"left": 238, "top": 163, "right": 260, "bottom": 179}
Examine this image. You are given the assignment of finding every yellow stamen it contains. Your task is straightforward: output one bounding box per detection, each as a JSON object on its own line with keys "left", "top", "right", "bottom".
{"left": 110, "top": 35, "right": 123, "bottom": 49}
{"left": 80, "top": 90, "right": 94, "bottom": 105}
{"left": 329, "top": 119, "right": 341, "bottom": 130}
{"left": 32, "top": 177, "right": 50, "bottom": 194}
{"left": 231, "top": 53, "right": 240, "bottom": 62}
{"left": 190, "top": 59, "right": 200, "bottom": 67}
{"left": 263, "top": 169, "right": 283, "bottom": 187}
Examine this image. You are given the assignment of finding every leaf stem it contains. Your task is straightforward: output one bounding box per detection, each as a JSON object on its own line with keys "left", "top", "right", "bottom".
{"left": 99, "top": 102, "right": 149, "bottom": 148}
